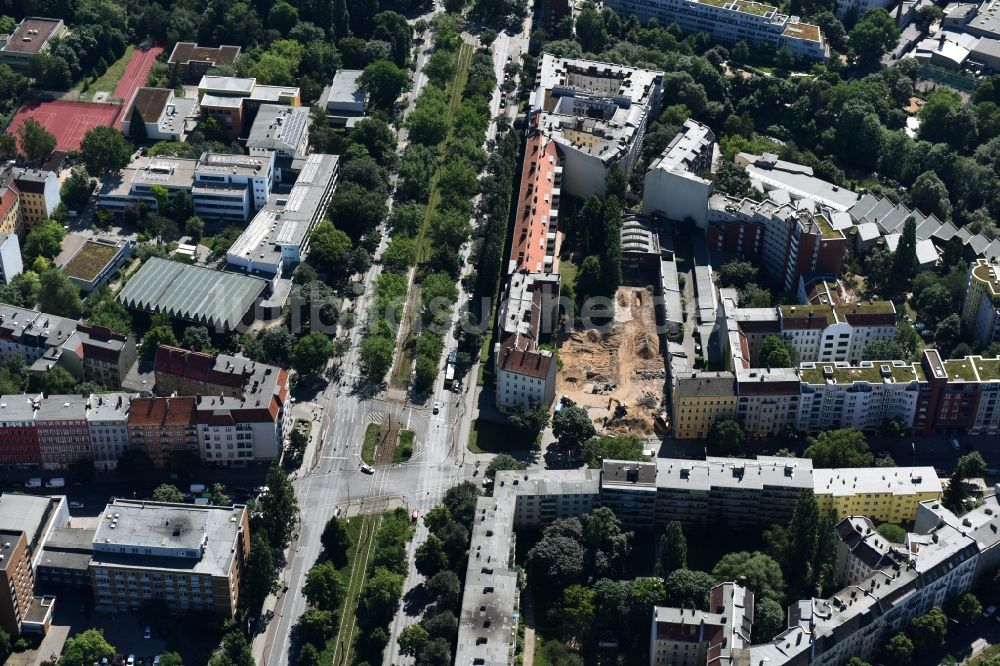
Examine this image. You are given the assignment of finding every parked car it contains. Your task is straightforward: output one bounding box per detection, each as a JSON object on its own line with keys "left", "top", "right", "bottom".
{"left": 432, "top": 402, "right": 440, "bottom": 414}
{"left": 950, "top": 439, "right": 961, "bottom": 451}
{"left": 984, "top": 605, "right": 996, "bottom": 617}
{"left": 144, "top": 626, "right": 151, "bottom": 640}
{"left": 360, "top": 463, "right": 375, "bottom": 474}
{"left": 46, "top": 477, "right": 65, "bottom": 488}
{"left": 127, "top": 656, "right": 135, "bottom": 666}
{"left": 24, "top": 478, "right": 41, "bottom": 488}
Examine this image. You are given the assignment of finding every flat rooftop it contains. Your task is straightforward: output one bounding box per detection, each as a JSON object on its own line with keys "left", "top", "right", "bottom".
{"left": 127, "top": 88, "right": 171, "bottom": 123}
{"left": 197, "top": 152, "right": 272, "bottom": 176}
{"left": 61, "top": 240, "right": 122, "bottom": 281}
{"left": 117, "top": 257, "right": 267, "bottom": 331}
{"left": 168, "top": 42, "right": 240, "bottom": 66}
{"left": 799, "top": 361, "right": 922, "bottom": 386}
{"left": 247, "top": 104, "right": 309, "bottom": 153}
{"left": 198, "top": 76, "right": 255, "bottom": 95}
{"left": 91, "top": 500, "right": 246, "bottom": 577}
{"left": 0, "top": 494, "right": 57, "bottom": 543}
{"left": 327, "top": 69, "right": 365, "bottom": 105}
{"left": 2, "top": 17, "right": 62, "bottom": 55}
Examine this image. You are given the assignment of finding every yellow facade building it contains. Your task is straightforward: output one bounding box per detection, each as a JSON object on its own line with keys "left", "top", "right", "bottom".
{"left": 814, "top": 467, "right": 941, "bottom": 524}
{"left": 671, "top": 372, "right": 737, "bottom": 439}
{"left": 0, "top": 186, "right": 21, "bottom": 237}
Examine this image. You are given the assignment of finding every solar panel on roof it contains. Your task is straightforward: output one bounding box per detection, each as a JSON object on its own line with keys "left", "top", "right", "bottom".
{"left": 274, "top": 220, "right": 296, "bottom": 245}
{"left": 298, "top": 155, "right": 321, "bottom": 184}
{"left": 283, "top": 186, "right": 306, "bottom": 213}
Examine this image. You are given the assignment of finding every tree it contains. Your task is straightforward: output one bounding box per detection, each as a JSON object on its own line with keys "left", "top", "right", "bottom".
{"left": 414, "top": 533, "right": 449, "bottom": 578}
{"left": 24, "top": 219, "right": 66, "bottom": 262}
{"left": 891, "top": 216, "right": 918, "bottom": 293}
{"left": 419, "top": 637, "right": 452, "bottom": 665}
{"left": 141, "top": 326, "right": 178, "bottom": 359}
{"left": 954, "top": 593, "right": 982, "bottom": 626}
{"left": 382, "top": 236, "right": 416, "bottom": 272}
{"left": 258, "top": 464, "right": 299, "bottom": 550}
{"left": 259, "top": 326, "right": 296, "bottom": 366}
{"left": 17, "top": 118, "right": 56, "bottom": 163}
{"left": 552, "top": 405, "right": 597, "bottom": 452}
{"left": 759, "top": 335, "right": 798, "bottom": 368}
{"left": 719, "top": 259, "right": 758, "bottom": 287}
{"left": 292, "top": 332, "right": 334, "bottom": 376}
{"left": 180, "top": 325, "right": 211, "bottom": 352}
{"left": 397, "top": 625, "right": 428, "bottom": 657}
{"left": 61, "top": 168, "right": 95, "bottom": 211}
{"left": 443, "top": 482, "right": 481, "bottom": 529}
{"left": 863, "top": 339, "right": 906, "bottom": 361}
{"left": 360, "top": 59, "right": 410, "bottom": 110}
{"left": 580, "top": 507, "right": 633, "bottom": 578}
{"left": 740, "top": 283, "right": 772, "bottom": 308}
{"left": 526, "top": 534, "right": 585, "bottom": 591}
{"left": 303, "top": 561, "right": 346, "bottom": 612}
{"left": 35, "top": 365, "right": 77, "bottom": 394}
{"left": 945, "top": 451, "right": 987, "bottom": 510}
{"left": 575, "top": 6, "right": 607, "bottom": 52}
{"left": 360, "top": 336, "right": 394, "bottom": 379}
{"left": 321, "top": 516, "right": 352, "bottom": 565}
{"left": 59, "top": 629, "right": 116, "bottom": 666}
{"left": 357, "top": 566, "right": 404, "bottom": 628}
{"left": 803, "top": 429, "right": 874, "bottom": 468}
{"left": 711, "top": 551, "right": 784, "bottom": 603}
{"left": 0, "top": 134, "right": 16, "bottom": 159}
{"left": 709, "top": 419, "right": 745, "bottom": 455}
{"left": 882, "top": 632, "right": 914, "bottom": 666}
{"left": 559, "top": 584, "right": 595, "bottom": 641}
{"left": 186, "top": 216, "right": 204, "bottom": 242}
{"left": 509, "top": 403, "right": 549, "bottom": 437}
{"left": 935, "top": 314, "right": 962, "bottom": 357}
{"left": 310, "top": 221, "right": 352, "bottom": 273}
{"left": 210, "top": 483, "right": 231, "bottom": 506}
{"left": 907, "top": 607, "right": 947, "bottom": 652}
{"left": 296, "top": 608, "right": 333, "bottom": 645}
{"left": 156, "top": 653, "right": 183, "bottom": 666}
{"left": 876, "top": 523, "right": 907, "bottom": 543}
{"left": 209, "top": 631, "right": 254, "bottom": 666}
{"left": 80, "top": 126, "right": 132, "bottom": 176}
{"left": 911, "top": 170, "right": 952, "bottom": 220}
{"left": 485, "top": 454, "right": 526, "bottom": 481}
{"left": 583, "top": 435, "right": 646, "bottom": 468}
{"left": 152, "top": 483, "right": 184, "bottom": 503}
{"left": 849, "top": 9, "right": 899, "bottom": 65}
{"left": 425, "top": 569, "right": 461, "bottom": 609}
{"left": 658, "top": 521, "right": 687, "bottom": 576}
{"left": 245, "top": 535, "right": 278, "bottom": 609}
{"left": 754, "top": 598, "right": 786, "bottom": 642}
{"left": 664, "top": 569, "right": 716, "bottom": 609}
{"left": 38, "top": 269, "right": 83, "bottom": 318}
{"left": 296, "top": 643, "right": 319, "bottom": 666}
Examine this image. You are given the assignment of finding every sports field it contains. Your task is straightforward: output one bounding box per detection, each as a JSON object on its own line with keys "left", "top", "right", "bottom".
{"left": 113, "top": 44, "right": 163, "bottom": 101}
{"left": 7, "top": 99, "right": 120, "bottom": 152}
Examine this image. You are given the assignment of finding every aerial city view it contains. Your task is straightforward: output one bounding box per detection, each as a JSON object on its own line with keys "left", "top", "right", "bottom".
{"left": 4, "top": 0, "right": 1000, "bottom": 663}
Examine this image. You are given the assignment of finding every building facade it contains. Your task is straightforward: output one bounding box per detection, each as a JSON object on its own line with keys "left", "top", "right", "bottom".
{"left": 962, "top": 259, "right": 1000, "bottom": 346}
{"left": 0, "top": 233, "right": 23, "bottom": 284}
{"left": 642, "top": 119, "right": 716, "bottom": 226}
{"left": 11, "top": 169, "right": 59, "bottom": 226}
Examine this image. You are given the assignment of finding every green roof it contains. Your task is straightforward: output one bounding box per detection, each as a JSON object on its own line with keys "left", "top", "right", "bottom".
{"left": 799, "top": 362, "right": 921, "bottom": 385}
{"left": 734, "top": 0, "right": 775, "bottom": 14}
{"left": 943, "top": 358, "right": 976, "bottom": 383}
{"left": 813, "top": 214, "right": 841, "bottom": 240}
{"left": 780, "top": 304, "right": 835, "bottom": 325}
{"left": 833, "top": 301, "right": 896, "bottom": 317}
{"left": 974, "top": 357, "right": 1000, "bottom": 381}
{"left": 118, "top": 257, "right": 267, "bottom": 331}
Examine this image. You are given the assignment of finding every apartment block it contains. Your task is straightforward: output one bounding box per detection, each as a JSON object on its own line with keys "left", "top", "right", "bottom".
{"left": 530, "top": 54, "right": 663, "bottom": 199}
{"left": 0, "top": 233, "right": 23, "bottom": 284}
{"left": 813, "top": 466, "right": 940, "bottom": 523}
{"left": 707, "top": 195, "right": 848, "bottom": 292}
{"left": 603, "top": 0, "right": 827, "bottom": 59}
{"left": 642, "top": 119, "right": 716, "bottom": 227}
{"left": 88, "top": 394, "right": 131, "bottom": 471}
{"left": 11, "top": 169, "right": 59, "bottom": 226}
{"left": 670, "top": 372, "right": 736, "bottom": 440}
{"left": 962, "top": 259, "right": 1000, "bottom": 346}
{"left": 35, "top": 396, "right": 92, "bottom": 470}
{"left": 650, "top": 583, "right": 753, "bottom": 666}
{"left": 777, "top": 301, "right": 897, "bottom": 364}
{"left": 127, "top": 397, "right": 199, "bottom": 466}
{"left": 0, "top": 395, "right": 42, "bottom": 466}
{"left": 834, "top": 516, "right": 896, "bottom": 586}
{"left": 797, "top": 360, "right": 923, "bottom": 433}
{"left": 0, "top": 185, "right": 22, "bottom": 236}
{"left": 0, "top": 494, "right": 69, "bottom": 636}
{"left": 89, "top": 500, "right": 250, "bottom": 616}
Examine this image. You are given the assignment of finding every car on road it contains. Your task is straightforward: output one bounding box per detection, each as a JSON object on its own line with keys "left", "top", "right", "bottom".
{"left": 984, "top": 605, "right": 996, "bottom": 617}
{"left": 127, "top": 656, "right": 135, "bottom": 666}
{"left": 950, "top": 439, "right": 961, "bottom": 451}
{"left": 433, "top": 402, "right": 440, "bottom": 414}
{"left": 69, "top": 501, "right": 85, "bottom": 509}
{"left": 361, "top": 463, "right": 375, "bottom": 474}
{"left": 144, "top": 626, "right": 151, "bottom": 639}
{"left": 254, "top": 485, "right": 269, "bottom": 495}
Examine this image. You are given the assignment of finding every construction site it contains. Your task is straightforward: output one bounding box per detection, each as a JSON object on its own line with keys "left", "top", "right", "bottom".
{"left": 556, "top": 286, "right": 668, "bottom": 436}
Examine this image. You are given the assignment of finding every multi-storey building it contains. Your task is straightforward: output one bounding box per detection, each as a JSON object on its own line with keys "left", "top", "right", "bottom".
{"left": 530, "top": 54, "right": 663, "bottom": 199}
{"left": 778, "top": 302, "right": 897, "bottom": 364}
{"left": 197, "top": 76, "right": 301, "bottom": 139}
{"left": 962, "top": 258, "right": 1000, "bottom": 346}
{"left": 834, "top": 516, "right": 896, "bottom": 585}
{"left": 126, "top": 398, "right": 199, "bottom": 466}
{"left": 603, "top": 0, "right": 827, "bottom": 59}
{"left": 35, "top": 396, "right": 91, "bottom": 470}
{"left": 166, "top": 43, "right": 241, "bottom": 83}
{"left": 320, "top": 69, "right": 367, "bottom": 127}
{"left": 246, "top": 105, "right": 310, "bottom": 176}
{"left": 10, "top": 168, "right": 59, "bottom": 226}
{"left": 670, "top": 372, "right": 736, "bottom": 439}
{"left": 121, "top": 87, "right": 197, "bottom": 142}
{"left": 87, "top": 394, "right": 131, "bottom": 471}
{"left": 58, "top": 324, "right": 138, "bottom": 388}
{"left": 0, "top": 494, "right": 69, "bottom": 636}
{"left": 798, "top": 360, "right": 923, "bottom": 433}
{"left": 0, "top": 233, "right": 23, "bottom": 284}
{"left": 226, "top": 153, "right": 339, "bottom": 277}
{"left": 650, "top": 583, "right": 753, "bottom": 666}
{"left": 0, "top": 17, "right": 65, "bottom": 71}
{"left": 642, "top": 119, "right": 716, "bottom": 227}
{"left": 89, "top": 500, "right": 250, "bottom": 616}
{"left": 708, "top": 196, "right": 848, "bottom": 292}
{"left": 813, "top": 466, "right": 940, "bottom": 523}
{"left": 0, "top": 184, "right": 22, "bottom": 236}
{"left": 192, "top": 152, "right": 275, "bottom": 222}
{"left": 98, "top": 156, "right": 199, "bottom": 215}
{"left": 734, "top": 366, "right": 802, "bottom": 437}
{"left": 0, "top": 395, "right": 41, "bottom": 466}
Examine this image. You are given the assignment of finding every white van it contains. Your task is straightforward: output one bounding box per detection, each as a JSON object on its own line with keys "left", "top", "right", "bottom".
{"left": 190, "top": 483, "right": 206, "bottom": 494}
{"left": 46, "top": 478, "right": 65, "bottom": 488}
{"left": 193, "top": 497, "right": 210, "bottom": 505}
{"left": 24, "top": 478, "right": 41, "bottom": 488}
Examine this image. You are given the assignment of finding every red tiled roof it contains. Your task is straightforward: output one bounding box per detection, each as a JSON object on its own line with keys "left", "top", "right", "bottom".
{"left": 497, "top": 334, "right": 552, "bottom": 379}
{"left": 511, "top": 132, "right": 559, "bottom": 274}
{"left": 127, "top": 397, "right": 196, "bottom": 427}
{"left": 0, "top": 187, "right": 17, "bottom": 221}
{"left": 154, "top": 345, "right": 245, "bottom": 389}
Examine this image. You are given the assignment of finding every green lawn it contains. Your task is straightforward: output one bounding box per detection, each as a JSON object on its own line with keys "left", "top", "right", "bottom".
{"left": 394, "top": 430, "right": 415, "bottom": 463}
{"left": 361, "top": 422, "right": 381, "bottom": 465}
{"left": 78, "top": 45, "right": 135, "bottom": 93}
{"left": 468, "top": 418, "right": 524, "bottom": 453}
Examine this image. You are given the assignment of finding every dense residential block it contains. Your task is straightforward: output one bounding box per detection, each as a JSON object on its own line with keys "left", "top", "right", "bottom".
{"left": 89, "top": 500, "right": 250, "bottom": 616}
{"left": 642, "top": 119, "right": 716, "bottom": 227}
{"left": 602, "top": 0, "right": 827, "bottom": 59}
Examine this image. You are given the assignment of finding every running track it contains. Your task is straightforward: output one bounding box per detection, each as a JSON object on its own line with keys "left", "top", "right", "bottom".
{"left": 112, "top": 44, "right": 163, "bottom": 102}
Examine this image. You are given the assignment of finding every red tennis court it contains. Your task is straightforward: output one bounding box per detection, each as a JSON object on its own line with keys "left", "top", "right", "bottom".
{"left": 6, "top": 99, "right": 120, "bottom": 152}
{"left": 113, "top": 44, "right": 164, "bottom": 102}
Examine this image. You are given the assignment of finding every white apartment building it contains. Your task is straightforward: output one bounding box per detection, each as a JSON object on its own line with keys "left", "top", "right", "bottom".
{"left": 530, "top": 54, "right": 663, "bottom": 198}
{"left": 87, "top": 394, "right": 131, "bottom": 471}
{"left": 777, "top": 302, "right": 897, "bottom": 364}
{"left": 642, "top": 119, "right": 715, "bottom": 226}
{"left": 797, "top": 361, "right": 923, "bottom": 433}
{"left": 962, "top": 259, "right": 1000, "bottom": 346}
{"left": 603, "top": 0, "right": 827, "bottom": 59}
{"left": 0, "top": 234, "right": 23, "bottom": 285}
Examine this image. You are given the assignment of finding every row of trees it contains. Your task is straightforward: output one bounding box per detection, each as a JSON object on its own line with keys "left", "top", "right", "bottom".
{"left": 401, "top": 482, "right": 481, "bottom": 664}
{"left": 292, "top": 515, "right": 353, "bottom": 664}
{"left": 565, "top": 170, "right": 626, "bottom": 321}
